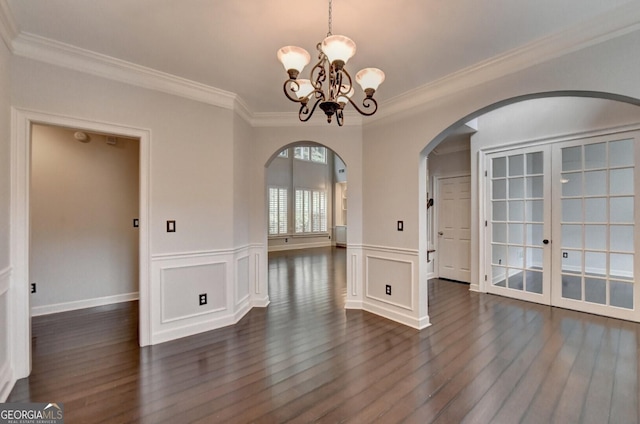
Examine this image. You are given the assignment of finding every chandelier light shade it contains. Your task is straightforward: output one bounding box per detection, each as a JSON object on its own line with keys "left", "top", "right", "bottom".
{"left": 277, "top": 0, "right": 384, "bottom": 126}
{"left": 321, "top": 35, "right": 356, "bottom": 67}
{"left": 277, "top": 46, "right": 311, "bottom": 79}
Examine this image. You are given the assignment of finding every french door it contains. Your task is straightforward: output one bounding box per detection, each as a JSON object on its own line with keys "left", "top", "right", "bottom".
{"left": 486, "top": 130, "right": 640, "bottom": 321}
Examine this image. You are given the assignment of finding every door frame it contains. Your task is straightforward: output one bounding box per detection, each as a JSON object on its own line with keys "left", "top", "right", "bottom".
{"left": 10, "top": 108, "right": 152, "bottom": 379}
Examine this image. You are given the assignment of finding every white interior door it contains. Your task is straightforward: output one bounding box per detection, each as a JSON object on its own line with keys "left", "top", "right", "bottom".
{"left": 485, "top": 130, "right": 640, "bottom": 321}
{"left": 551, "top": 132, "right": 640, "bottom": 321}
{"left": 437, "top": 175, "right": 471, "bottom": 283}
{"left": 486, "top": 146, "right": 552, "bottom": 304}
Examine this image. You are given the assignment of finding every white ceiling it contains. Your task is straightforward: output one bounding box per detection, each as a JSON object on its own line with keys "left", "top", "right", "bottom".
{"left": 4, "top": 0, "right": 637, "bottom": 114}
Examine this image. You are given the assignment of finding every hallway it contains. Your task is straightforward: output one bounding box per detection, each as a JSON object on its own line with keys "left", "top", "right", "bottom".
{"left": 7, "top": 247, "right": 640, "bottom": 423}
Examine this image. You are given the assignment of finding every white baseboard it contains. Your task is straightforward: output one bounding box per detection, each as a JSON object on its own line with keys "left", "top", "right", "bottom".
{"left": 344, "top": 300, "right": 363, "bottom": 309}
{"left": 268, "top": 241, "right": 332, "bottom": 252}
{"left": 251, "top": 296, "right": 270, "bottom": 308}
{"left": 31, "top": 292, "right": 139, "bottom": 316}
{"left": 0, "top": 359, "right": 13, "bottom": 402}
{"left": 363, "top": 301, "right": 431, "bottom": 330}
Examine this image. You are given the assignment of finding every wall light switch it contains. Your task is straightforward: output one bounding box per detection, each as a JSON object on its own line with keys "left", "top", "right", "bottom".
{"left": 133, "top": 218, "right": 139, "bottom": 228}
{"left": 397, "top": 221, "right": 404, "bottom": 231}
{"left": 167, "top": 220, "right": 176, "bottom": 232}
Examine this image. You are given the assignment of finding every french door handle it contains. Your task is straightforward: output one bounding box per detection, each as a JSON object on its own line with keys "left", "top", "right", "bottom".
{"left": 542, "top": 239, "right": 550, "bottom": 245}
{"left": 438, "top": 231, "right": 444, "bottom": 236}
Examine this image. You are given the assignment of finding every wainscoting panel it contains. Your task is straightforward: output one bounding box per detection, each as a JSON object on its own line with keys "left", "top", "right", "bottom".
{"left": 160, "top": 262, "right": 227, "bottom": 323}
{"left": 360, "top": 245, "right": 428, "bottom": 329}
{"left": 150, "top": 244, "right": 267, "bottom": 344}
{"left": 366, "top": 255, "right": 414, "bottom": 310}
{"left": 236, "top": 255, "right": 250, "bottom": 305}
{"left": 0, "top": 266, "right": 11, "bottom": 402}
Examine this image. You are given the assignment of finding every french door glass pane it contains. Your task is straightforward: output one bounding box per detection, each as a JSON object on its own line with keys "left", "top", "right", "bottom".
{"left": 527, "top": 152, "right": 544, "bottom": 174}
{"left": 584, "top": 225, "right": 606, "bottom": 250}
{"left": 585, "top": 143, "right": 606, "bottom": 169}
{"left": 610, "top": 168, "right": 633, "bottom": 195}
{"left": 610, "top": 225, "right": 633, "bottom": 251}
{"left": 585, "top": 278, "right": 606, "bottom": 304}
{"left": 559, "top": 140, "right": 635, "bottom": 306}
{"left": 585, "top": 170, "right": 607, "bottom": 196}
{"left": 610, "top": 139, "right": 634, "bottom": 167}
{"left": 491, "top": 151, "right": 545, "bottom": 294}
{"left": 562, "top": 146, "right": 582, "bottom": 171}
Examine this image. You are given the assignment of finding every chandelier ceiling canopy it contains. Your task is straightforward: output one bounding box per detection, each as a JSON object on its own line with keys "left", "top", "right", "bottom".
{"left": 277, "top": 0, "right": 385, "bottom": 126}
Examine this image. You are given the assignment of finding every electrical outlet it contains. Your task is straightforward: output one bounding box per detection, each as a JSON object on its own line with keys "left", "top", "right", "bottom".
{"left": 563, "top": 252, "right": 568, "bottom": 258}
{"left": 397, "top": 221, "right": 404, "bottom": 231}
{"left": 31, "top": 283, "right": 36, "bottom": 294}
{"left": 385, "top": 284, "right": 392, "bottom": 295}
{"left": 199, "top": 293, "right": 207, "bottom": 306}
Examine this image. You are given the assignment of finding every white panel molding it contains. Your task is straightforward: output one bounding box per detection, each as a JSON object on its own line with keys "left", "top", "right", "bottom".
{"left": 31, "top": 292, "right": 139, "bottom": 317}
{"left": 150, "top": 244, "right": 266, "bottom": 343}
{"left": 12, "top": 32, "right": 238, "bottom": 110}
{"left": 365, "top": 254, "right": 415, "bottom": 311}
{"left": 374, "top": 2, "right": 640, "bottom": 122}
{"left": 158, "top": 261, "right": 228, "bottom": 323}
{"left": 5, "top": 2, "right": 638, "bottom": 128}
{"left": 0, "top": 358, "right": 12, "bottom": 402}
{"left": 235, "top": 254, "right": 250, "bottom": 307}
{"left": 345, "top": 247, "right": 363, "bottom": 309}
{"left": 357, "top": 244, "right": 420, "bottom": 256}
{"left": 0, "top": 266, "right": 10, "bottom": 296}
{"left": 151, "top": 247, "right": 238, "bottom": 261}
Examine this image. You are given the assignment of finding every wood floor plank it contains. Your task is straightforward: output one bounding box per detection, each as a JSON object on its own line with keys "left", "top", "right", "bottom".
{"left": 7, "top": 247, "right": 640, "bottom": 424}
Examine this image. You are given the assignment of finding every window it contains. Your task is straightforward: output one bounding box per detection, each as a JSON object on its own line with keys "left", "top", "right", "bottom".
{"left": 294, "top": 146, "right": 327, "bottom": 164}
{"left": 295, "top": 189, "right": 327, "bottom": 233}
{"left": 268, "top": 187, "right": 287, "bottom": 235}
{"left": 277, "top": 149, "right": 288, "bottom": 158}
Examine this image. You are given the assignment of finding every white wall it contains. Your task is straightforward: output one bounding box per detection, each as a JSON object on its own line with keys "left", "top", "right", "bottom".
{"left": 0, "top": 35, "right": 12, "bottom": 401}
{"left": 10, "top": 56, "right": 257, "bottom": 346}
{"left": 30, "top": 125, "right": 139, "bottom": 314}
{"left": 359, "top": 28, "right": 640, "bottom": 329}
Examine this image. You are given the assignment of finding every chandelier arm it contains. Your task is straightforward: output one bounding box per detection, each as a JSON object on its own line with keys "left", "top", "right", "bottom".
{"left": 347, "top": 96, "right": 379, "bottom": 116}
{"left": 336, "top": 108, "right": 344, "bottom": 126}
{"left": 338, "top": 68, "right": 353, "bottom": 96}
{"left": 299, "top": 97, "right": 323, "bottom": 122}
{"left": 283, "top": 80, "right": 326, "bottom": 104}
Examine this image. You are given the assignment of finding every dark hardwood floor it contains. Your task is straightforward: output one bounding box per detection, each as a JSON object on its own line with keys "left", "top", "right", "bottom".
{"left": 7, "top": 246, "right": 640, "bottom": 423}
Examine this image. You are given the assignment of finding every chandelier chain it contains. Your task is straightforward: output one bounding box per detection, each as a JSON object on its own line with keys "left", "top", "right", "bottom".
{"left": 327, "top": 0, "right": 333, "bottom": 36}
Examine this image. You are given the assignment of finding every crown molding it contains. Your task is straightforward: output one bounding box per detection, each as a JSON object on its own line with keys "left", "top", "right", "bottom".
{"left": 374, "top": 1, "right": 640, "bottom": 123}
{"left": 0, "top": 0, "right": 17, "bottom": 52}
{"left": 12, "top": 32, "right": 240, "bottom": 110}
{"left": 3, "top": 2, "right": 640, "bottom": 127}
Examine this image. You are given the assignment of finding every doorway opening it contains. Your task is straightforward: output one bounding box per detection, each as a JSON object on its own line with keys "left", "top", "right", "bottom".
{"left": 265, "top": 142, "right": 348, "bottom": 308}
{"left": 421, "top": 93, "right": 640, "bottom": 322}
{"left": 10, "top": 109, "right": 151, "bottom": 379}
{"left": 30, "top": 124, "right": 140, "bottom": 316}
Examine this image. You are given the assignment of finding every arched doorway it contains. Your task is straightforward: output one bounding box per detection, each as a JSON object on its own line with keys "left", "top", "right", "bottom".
{"left": 420, "top": 93, "right": 640, "bottom": 322}
{"left": 264, "top": 141, "right": 349, "bottom": 308}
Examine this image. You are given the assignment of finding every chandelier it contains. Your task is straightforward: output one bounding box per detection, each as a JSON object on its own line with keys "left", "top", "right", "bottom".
{"left": 277, "top": 0, "right": 385, "bottom": 126}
